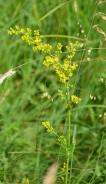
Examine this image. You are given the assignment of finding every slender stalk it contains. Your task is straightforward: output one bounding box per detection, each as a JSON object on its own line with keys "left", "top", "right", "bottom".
{"left": 69, "top": 145, "right": 75, "bottom": 183}
{"left": 65, "top": 82, "right": 71, "bottom": 184}
{"left": 69, "top": 123, "right": 77, "bottom": 183}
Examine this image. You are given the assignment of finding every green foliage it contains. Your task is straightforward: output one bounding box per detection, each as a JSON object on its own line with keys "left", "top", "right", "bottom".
{"left": 0, "top": 0, "right": 106, "bottom": 183}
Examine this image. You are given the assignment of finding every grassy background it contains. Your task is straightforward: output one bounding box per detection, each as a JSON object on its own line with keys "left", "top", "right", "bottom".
{"left": 0, "top": 0, "right": 106, "bottom": 183}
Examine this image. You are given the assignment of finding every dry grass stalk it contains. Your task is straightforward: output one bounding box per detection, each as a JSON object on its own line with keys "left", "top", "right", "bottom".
{"left": 0, "top": 69, "right": 16, "bottom": 84}
{"left": 92, "top": 25, "right": 106, "bottom": 38}
{"left": 98, "top": 12, "right": 106, "bottom": 21}
{"left": 43, "top": 162, "right": 60, "bottom": 184}
{"left": 74, "top": 0, "right": 78, "bottom": 12}
{"left": 97, "top": 0, "right": 106, "bottom": 5}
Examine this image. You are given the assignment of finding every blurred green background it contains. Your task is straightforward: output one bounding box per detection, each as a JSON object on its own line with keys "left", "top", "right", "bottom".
{"left": 0, "top": 0, "right": 106, "bottom": 183}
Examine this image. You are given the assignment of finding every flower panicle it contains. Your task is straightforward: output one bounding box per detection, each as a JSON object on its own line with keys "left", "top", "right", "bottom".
{"left": 7, "top": 26, "right": 52, "bottom": 53}
{"left": 42, "top": 122, "right": 67, "bottom": 146}
{"left": 42, "top": 122, "right": 54, "bottom": 132}
{"left": 71, "top": 95, "right": 81, "bottom": 104}
{"left": 43, "top": 41, "right": 80, "bottom": 83}
{"left": 8, "top": 26, "right": 81, "bottom": 84}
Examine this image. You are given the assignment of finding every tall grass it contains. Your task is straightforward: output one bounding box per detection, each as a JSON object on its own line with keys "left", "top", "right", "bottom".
{"left": 0, "top": 0, "right": 106, "bottom": 183}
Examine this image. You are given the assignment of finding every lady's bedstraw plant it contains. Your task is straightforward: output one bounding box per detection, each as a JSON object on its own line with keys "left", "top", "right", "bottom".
{"left": 8, "top": 26, "right": 81, "bottom": 184}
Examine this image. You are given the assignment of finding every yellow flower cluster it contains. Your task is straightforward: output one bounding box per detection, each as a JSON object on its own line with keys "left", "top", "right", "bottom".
{"left": 8, "top": 26, "right": 33, "bottom": 45}
{"left": 43, "top": 41, "right": 79, "bottom": 83}
{"left": 65, "top": 103, "right": 72, "bottom": 109}
{"left": 71, "top": 95, "right": 81, "bottom": 104}
{"left": 42, "top": 122, "right": 67, "bottom": 146}
{"left": 57, "top": 43, "right": 63, "bottom": 53}
{"left": 66, "top": 41, "right": 79, "bottom": 59}
{"left": 60, "top": 162, "right": 67, "bottom": 181}
{"left": 43, "top": 55, "right": 58, "bottom": 67}
{"left": 8, "top": 26, "right": 80, "bottom": 84}
{"left": 43, "top": 57, "right": 78, "bottom": 83}
{"left": 7, "top": 26, "right": 52, "bottom": 53}
{"left": 62, "top": 162, "right": 67, "bottom": 171}
{"left": 58, "top": 90, "right": 66, "bottom": 101}
{"left": 42, "top": 122, "right": 54, "bottom": 132}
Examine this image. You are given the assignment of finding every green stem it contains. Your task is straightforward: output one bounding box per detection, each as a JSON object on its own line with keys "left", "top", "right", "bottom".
{"left": 65, "top": 82, "right": 71, "bottom": 184}
{"left": 69, "top": 124, "right": 77, "bottom": 183}
{"left": 69, "top": 141, "right": 75, "bottom": 183}
{"left": 66, "top": 155, "right": 69, "bottom": 184}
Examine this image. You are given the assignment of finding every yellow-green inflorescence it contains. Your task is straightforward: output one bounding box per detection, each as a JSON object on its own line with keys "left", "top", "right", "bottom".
{"left": 42, "top": 122, "right": 67, "bottom": 146}
{"left": 7, "top": 26, "right": 80, "bottom": 84}
{"left": 71, "top": 95, "right": 81, "bottom": 104}
{"left": 8, "top": 26, "right": 81, "bottom": 146}
{"left": 7, "top": 26, "right": 52, "bottom": 53}
{"left": 43, "top": 41, "right": 79, "bottom": 83}
{"left": 61, "top": 162, "right": 67, "bottom": 181}
{"left": 58, "top": 90, "right": 81, "bottom": 108}
{"left": 42, "top": 122, "right": 54, "bottom": 133}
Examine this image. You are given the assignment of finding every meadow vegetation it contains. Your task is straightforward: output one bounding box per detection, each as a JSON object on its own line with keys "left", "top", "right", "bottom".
{"left": 0, "top": 0, "right": 106, "bottom": 183}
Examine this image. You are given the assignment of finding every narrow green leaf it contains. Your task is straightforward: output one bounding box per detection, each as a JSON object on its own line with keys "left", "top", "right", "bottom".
{"left": 38, "top": 1, "right": 69, "bottom": 22}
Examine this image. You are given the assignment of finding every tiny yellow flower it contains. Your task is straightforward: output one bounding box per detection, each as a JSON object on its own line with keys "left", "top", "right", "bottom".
{"left": 65, "top": 103, "right": 72, "bottom": 109}
{"left": 42, "top": 122, "right": 54, "bottom": 132}
{"left": 34, "top": 30, "right": 39, "bottom": 36}
{"left": 57, "top": 43, "right": 63, "bottom": 53}
{"left": 71, "top": 95, "right": 81, "bottom": 104}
